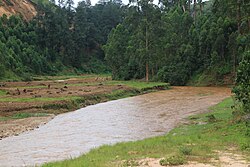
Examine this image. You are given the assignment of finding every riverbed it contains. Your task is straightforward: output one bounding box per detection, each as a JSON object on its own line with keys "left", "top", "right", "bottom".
{"left": 0, "top": 86, "right": 231, "bottom": 166}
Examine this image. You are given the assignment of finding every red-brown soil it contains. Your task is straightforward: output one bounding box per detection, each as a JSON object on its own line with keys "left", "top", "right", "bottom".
{"left": 0, "top": 0, "right": 37, "bottom": 20}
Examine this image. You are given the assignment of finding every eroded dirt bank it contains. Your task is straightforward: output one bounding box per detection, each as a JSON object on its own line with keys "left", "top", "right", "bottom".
{"left": 0, "top": 86, "right": 231, "bottom": 166}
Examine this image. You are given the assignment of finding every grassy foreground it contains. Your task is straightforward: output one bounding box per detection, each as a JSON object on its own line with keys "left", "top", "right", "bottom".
{"left": 43, "top": 98, "right": 250, "bottom": 167}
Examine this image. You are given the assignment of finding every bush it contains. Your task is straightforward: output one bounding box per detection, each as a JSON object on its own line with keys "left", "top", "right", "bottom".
{"left": 233, "top": 51, "right": 250, "bottom": 113}
{"left": 206, "top": 114, "right": 217, "bottom": 123}
{"left": 157, "top": 64, "right": 189, "bottom": 86}
{"left": 179, "top": 146, "right": 192, "bottom": 155}
{"left": 160, "top": 155, "right": 186, "bottom": 166}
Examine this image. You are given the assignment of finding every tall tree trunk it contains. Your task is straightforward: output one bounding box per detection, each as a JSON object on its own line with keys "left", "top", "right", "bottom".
{"left": 199, "top": 1, "right": 203, "bottom": 15}
{"left": 188, "top": 0, "right": 191, "bottom": 14}
{"left": 221, "top": 45, "right": 225, "bottom": 62}
{"left": 237, "top": 0, "right": 242, "bottom": 34}
{"left": 146, "top": 62, "right": 149, "bottom": 82}
{"left": 248, "top": 18, "right": 250, "bottom": 32}
{"left": 193, "top": 0, "right": 197, "bottom": 23}
{"left": 182, "top": 5, "right": 186, "bottom": 12}
{"left": 233, "top": 49, "right": 236, "bottom": 74}
{"left": 145, "top": 24, "right": 149, "bottom": 82}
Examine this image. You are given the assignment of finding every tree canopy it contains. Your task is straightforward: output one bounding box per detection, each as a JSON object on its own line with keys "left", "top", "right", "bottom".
{"left": 0, "top": 0, "right": 249, "bottom": 84}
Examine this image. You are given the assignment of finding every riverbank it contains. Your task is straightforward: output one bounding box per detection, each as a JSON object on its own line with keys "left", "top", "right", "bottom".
{"left": 0, "top": 75, "right": 169, "bottom": 139}
{"left": 43, "top": 98, "right": 250, "bottom": 167}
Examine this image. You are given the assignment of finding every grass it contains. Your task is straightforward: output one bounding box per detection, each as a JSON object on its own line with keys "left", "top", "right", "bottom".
{"left": 32, "top": 74, "right": 110, "bottom": 81}
{"left": 105, "top": 80, "right": 169, "bottom": 90}
{"left": 0, "top": 96, "right": 80, "bottom": 102}
{"left": 0, "top": 113, "right": 49, "bottom": 121}
{"left": 43, "top": 98, "right": 250, "bottom": 167}
{"left": 0, "top": 90, "right": 6, "bottom": 96}
{"left": 0, "top": 117, "right": 10, "bottom": 121}
{"left": 12, "top": 113, "right": 49, "bottom": 119}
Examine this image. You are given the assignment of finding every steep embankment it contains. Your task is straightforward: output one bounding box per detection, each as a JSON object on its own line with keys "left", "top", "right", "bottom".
{"left": 0, "top": 0, "right": 37, "bottom": 20}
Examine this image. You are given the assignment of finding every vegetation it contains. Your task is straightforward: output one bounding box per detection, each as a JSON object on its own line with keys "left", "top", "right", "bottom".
{"left": 11, "top": 113, "right": 49, "bottom": 119}
{"left": 0, "top": 0, "right": 249, "bottom": 85}
{"left": 0, "top": 0, "right": 125, "bottom": 80}
{"left": 43, "top": 98, "right": 250, "bottom": 167}
{"left": 0, "top": 113, "right": 49, "bottom": 121}
{"left": 105, "top": 0, "right": 250, "bottom": 85}
{"left": 233, "top": 51, "right": 250, "bottom": 114}
{"left": 0, "top": 0, "right": 249, "bottom": 165}
{"left": 160, "top": 155, "right": 186, "bottom": 166}
{"left": 0, "top": 90, "right": 6, "bottom": 96}
{"left": 0, "top": 79, "right": 169, "bottom": 120}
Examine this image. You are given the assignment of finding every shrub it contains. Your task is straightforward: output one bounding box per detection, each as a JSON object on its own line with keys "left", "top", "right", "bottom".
{"left": 179, "top": 146, "right": 192, "bottom": 155}
{"left": 160, "top": 155, "right": 186, "bottom": 166}
{"left": 206, "top": 114, "right": 217, "bottom": 123}
{"left": 233, "top": 51, "right": 250, "bottom": 113}
{"left": 157, "top": 64, "right": 189, "bottom": 86}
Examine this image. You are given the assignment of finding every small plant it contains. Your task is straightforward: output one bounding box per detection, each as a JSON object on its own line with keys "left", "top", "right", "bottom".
{"left": 240, "top": 142, "right": 250, "bottom": 151}
{"left": 206, "top": 114, "right": 217, "bottom": 123}
{"left": 122, "top": 159, "right": 139, "bottom": 167}
{"left": 160, "top": 155, "right": 186, "bottom": 166}
{"left": 179, "top": 146, "right": 192, "bottom": 155}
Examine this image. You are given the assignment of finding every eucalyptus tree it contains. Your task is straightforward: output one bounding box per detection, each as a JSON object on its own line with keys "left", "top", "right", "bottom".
{"left": 129, "top": 0, "right": 163, "bottom": 81}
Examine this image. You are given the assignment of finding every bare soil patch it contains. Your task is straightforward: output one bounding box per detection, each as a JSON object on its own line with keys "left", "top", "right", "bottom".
{"left": 128, "top": 151, "right": 249, "bottom": 167}
{"left": 0, "top": 0, "right": 37, "bottom": 20}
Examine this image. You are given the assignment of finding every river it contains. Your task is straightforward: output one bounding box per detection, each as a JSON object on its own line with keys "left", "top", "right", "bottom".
{"left": 0, "top": 86, "right": 231, "bottom": 166}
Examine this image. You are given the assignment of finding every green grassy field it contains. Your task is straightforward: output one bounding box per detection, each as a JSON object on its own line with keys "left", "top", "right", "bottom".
{"left": 43, "top": 98, "right": 250, "bottom": 167}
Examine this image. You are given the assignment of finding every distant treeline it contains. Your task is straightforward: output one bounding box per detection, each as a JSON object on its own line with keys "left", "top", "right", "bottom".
{"left": 0, "top": 0, "right": 249, "bottom": 85}
{"left": 105, "top": 0, "right": 250, "bottom": 85}
{"left": 0, "top": 0, "right": 124, "bottom": 80}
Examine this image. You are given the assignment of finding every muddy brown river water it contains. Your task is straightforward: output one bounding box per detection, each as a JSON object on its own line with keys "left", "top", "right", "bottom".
{"left": 0, "top": 86, "right": 231, "bottom": 166}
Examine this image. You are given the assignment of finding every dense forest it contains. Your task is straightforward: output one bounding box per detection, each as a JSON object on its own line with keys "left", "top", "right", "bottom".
{"left": 105, "top": 0, "right": 250, "bottom": 85}
{"left": 0, "top": 0, "right": 249, "bottom": 85}
{"left": 0, "top": 0, "right": 125, "bottom": 80}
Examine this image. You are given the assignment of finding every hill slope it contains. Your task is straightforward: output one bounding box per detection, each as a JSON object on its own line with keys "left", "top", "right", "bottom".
{"left": 0, "top": 0, "right": 37, "bottom": 20}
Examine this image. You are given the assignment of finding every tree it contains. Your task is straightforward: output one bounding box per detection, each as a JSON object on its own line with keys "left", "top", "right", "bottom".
{"left": 233, "top": 51, "right": 250, "bottom": 113}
